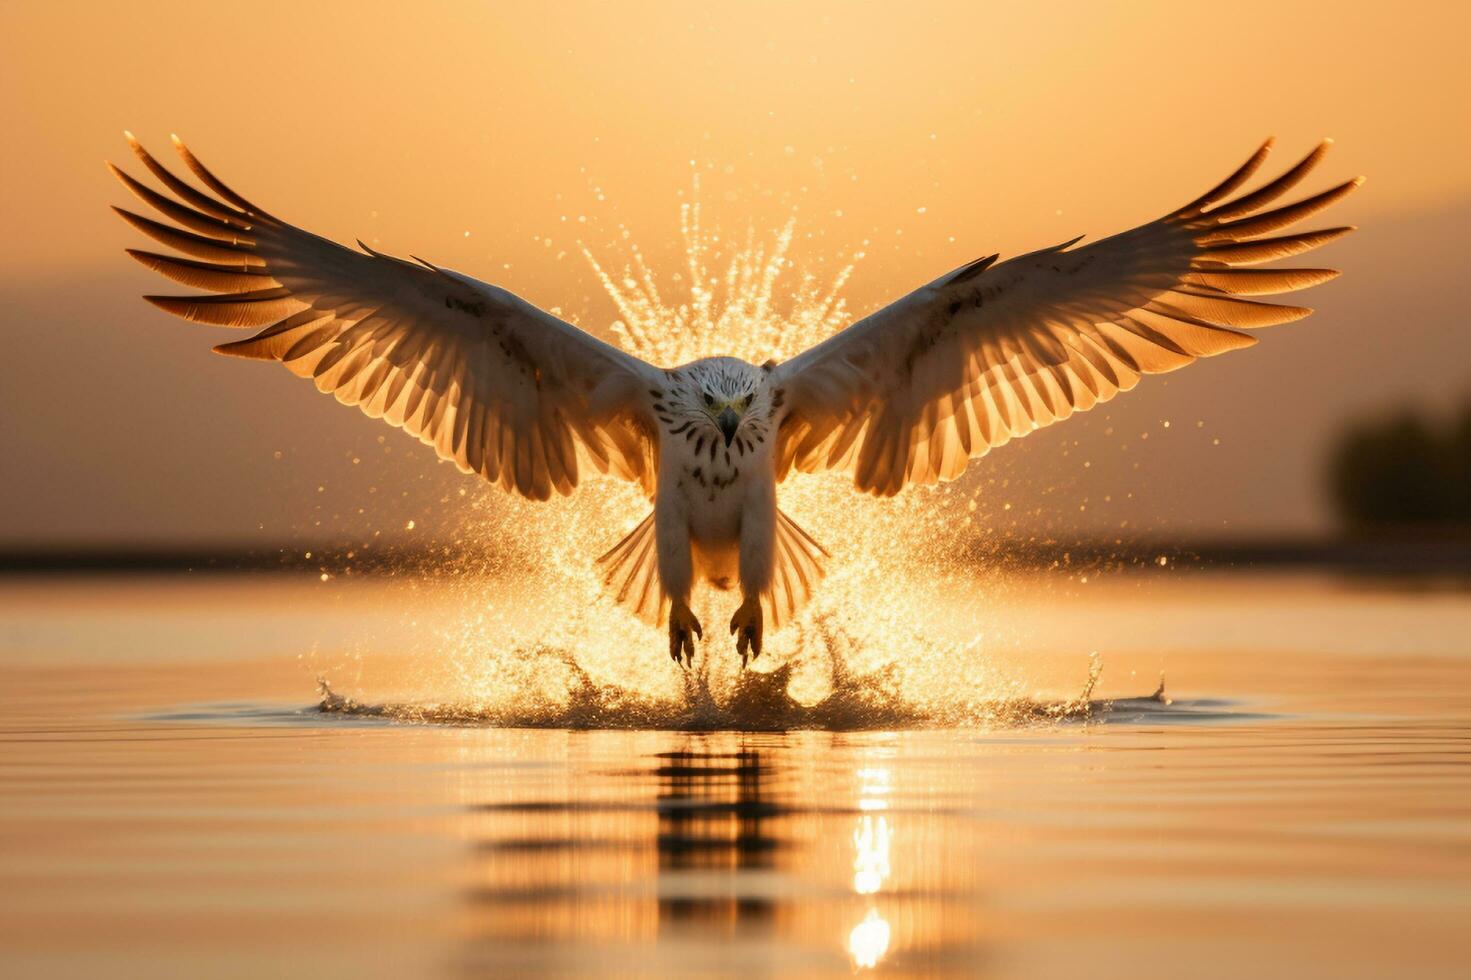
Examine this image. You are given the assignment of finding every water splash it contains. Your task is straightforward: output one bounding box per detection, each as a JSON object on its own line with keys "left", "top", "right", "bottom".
{"left": 319, "top": 188, "right": 1061, "bottom": 726}
{"left": 315, "top": 653, "right": 1171, "bottom": 731}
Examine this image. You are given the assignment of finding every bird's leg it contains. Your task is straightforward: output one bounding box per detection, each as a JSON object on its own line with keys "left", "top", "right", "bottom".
{"left": 654, "top": 494, "right": 698, "bottom": 667}
{"left": 729, "top": 594, "right": 763, "bottom": 666}
{"left": 733, "top": 476, "right": 774, "bottom": 668}
{"left": 669, "top": 599, "right": 702, "bottom": 667}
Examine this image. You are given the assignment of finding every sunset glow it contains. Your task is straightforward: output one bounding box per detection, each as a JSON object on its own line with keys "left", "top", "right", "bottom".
{"left": 4, "top": 4, "right": 1469, "bottom": 978}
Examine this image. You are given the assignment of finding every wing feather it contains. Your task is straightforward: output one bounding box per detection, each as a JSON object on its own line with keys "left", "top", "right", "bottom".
{"left": 113, "top": 207, "right": 263, "bottom": 264}
{"left": 126, "top": 250, "right": 277, "bottom": 292}
{"left": 112, "top": 135, "right": 662, "bottom": 500}
{"left": 774, "top": 140, "right": 1358, "bottom": 495}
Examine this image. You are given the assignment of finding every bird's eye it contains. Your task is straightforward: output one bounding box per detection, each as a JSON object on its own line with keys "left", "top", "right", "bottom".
{"left": 703, "top": 393, "right": 714, "bottom": 407}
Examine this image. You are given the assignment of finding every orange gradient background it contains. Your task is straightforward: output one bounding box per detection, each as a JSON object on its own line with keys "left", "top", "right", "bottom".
{"left": 2, "top": 0, "right": 1467, "bottom": 547}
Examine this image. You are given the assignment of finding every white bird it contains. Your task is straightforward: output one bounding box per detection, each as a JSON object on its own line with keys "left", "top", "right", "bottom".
{"left": 111, "top": 135, "right": 1358, "bottom": 665}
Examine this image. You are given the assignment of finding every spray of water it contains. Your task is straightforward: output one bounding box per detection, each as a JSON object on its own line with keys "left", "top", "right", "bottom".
{"left": 317, "top": 192, "right": 1081, "bottom": 728}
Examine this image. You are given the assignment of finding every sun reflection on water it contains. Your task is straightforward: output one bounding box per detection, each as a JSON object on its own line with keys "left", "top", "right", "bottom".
{"left": 853, "top": 816, "right": 892, "bottom": 895}
{"left": 849, "top": 764, "right": 894, "bottom": 967}
{"left": 849, "top": 909, "right": 893, "bottom": 970}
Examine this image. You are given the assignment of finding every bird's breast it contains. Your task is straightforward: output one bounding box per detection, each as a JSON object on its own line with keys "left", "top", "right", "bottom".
{"left": 677, "top": 456, "right": 745, "bottom": 506}
{"left": 665, "top": 450, "right": 757, "bottom": 545}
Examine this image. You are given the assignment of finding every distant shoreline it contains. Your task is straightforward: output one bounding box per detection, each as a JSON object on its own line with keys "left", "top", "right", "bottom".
{"left": 3, "top": 536, "right": 1468, "bottom": 578}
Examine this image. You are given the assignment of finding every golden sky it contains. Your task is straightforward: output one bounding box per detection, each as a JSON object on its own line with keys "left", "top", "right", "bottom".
{"left": 3, "top": 0, "right": 1468, "bottom": 545}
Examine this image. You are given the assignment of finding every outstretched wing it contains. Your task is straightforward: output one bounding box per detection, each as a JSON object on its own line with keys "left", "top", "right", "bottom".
{"left": 773, "top": 139, "right": 1360, "bottom": 496}
{"left": 111, "top": 134, "right": 662, "bottom": 500}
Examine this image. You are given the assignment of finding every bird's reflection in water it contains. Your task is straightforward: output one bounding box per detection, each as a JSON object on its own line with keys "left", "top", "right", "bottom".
{"left": 654, "top": 747, "right": 780, "bottom": 933}
{"left": 455, "top": 736, "right": 970, "bottom": 975}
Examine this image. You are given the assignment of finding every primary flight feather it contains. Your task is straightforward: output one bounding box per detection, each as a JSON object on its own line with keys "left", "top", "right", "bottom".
{"left": 111, "top": 134, "right": 1358, "bottom": 665}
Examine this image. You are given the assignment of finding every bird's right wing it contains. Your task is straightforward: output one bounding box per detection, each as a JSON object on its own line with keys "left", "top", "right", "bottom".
{"left": 111, "top": 134, "right": 664, "bottom": 501}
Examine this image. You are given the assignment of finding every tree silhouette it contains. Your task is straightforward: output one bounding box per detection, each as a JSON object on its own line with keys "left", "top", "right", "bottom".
{"left": 1328, "top": 400, "right": 1471, "bottom": 529}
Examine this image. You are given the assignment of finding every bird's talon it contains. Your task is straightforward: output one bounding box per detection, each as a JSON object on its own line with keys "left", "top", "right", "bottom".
{"left": 729, "top": 596, "right": 763, "bottom": 667}
{"left": 668, "top": 601, "right": 702, "bottom": 668}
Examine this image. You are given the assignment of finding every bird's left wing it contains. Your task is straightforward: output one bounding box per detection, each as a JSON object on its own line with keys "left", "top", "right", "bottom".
{"left": 111, "top": 134, "right": 663, "bottom": 500}
{"left": 772, "top": 140, "right": 1360, "bottom": 496}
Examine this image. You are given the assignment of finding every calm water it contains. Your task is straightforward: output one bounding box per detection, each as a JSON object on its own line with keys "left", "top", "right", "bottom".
{"left": 1, "top": 571, "right": 1469, "bottom": 978}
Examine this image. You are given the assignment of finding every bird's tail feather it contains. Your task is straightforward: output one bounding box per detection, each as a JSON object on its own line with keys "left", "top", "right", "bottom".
{"left": 595, "top": 508, "right": 829, "bottom": 631}
{"left": 764, "top": 509, "right": 829, "bottom": 630}
{"left": 596, "top": 511, "right": 667, "bottom": 625}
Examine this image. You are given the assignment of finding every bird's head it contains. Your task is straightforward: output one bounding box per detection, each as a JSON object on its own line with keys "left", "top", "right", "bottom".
{"left": 672, "top": 357, "right": 771, "bottom": 449}
{"left": 701, "top": 389, "right": 750, "bottom": 447}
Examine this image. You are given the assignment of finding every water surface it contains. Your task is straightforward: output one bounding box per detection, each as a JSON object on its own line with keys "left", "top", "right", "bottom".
{"left": 1, "top": 572, "right": 1468, "bottom": 977}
